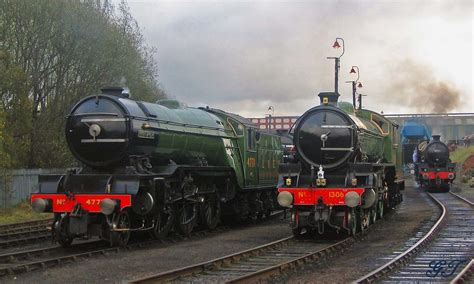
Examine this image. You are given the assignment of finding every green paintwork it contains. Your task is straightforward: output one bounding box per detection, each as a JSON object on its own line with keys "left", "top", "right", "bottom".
{"left": 337, "top": 101, "right": 402, "bottom": 171}
{"left": 209, "top": 110, "right": 283, "bottom": 188}
{"left": 130, "top": 99, "right": 282, "bottom": 189}
{"left": 337, "top": 101, "right": 355, "bottom": 115}
{"left": 354, "top": 107, "right": 402, "bottom": 171}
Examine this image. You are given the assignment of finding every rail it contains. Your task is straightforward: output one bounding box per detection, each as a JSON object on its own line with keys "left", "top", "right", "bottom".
{"left": 0, "top": 211, "right": 284, "bottom": 278}
{"left": 354, "top": 191, "right": 473, "bottom": 283}
{"left": 451, "top": 259, "right": 474, "bottom": 284}
{"left": 0, "top": 219, "right": 52, "bottom": 232}
{"left": 128, "top": 236, "right": 296, "bottom": 283}
{"left": 353, "top": 192, "right": 446, "bottom": 283}
{"left": 129, "top": 235, "right": 354, "bottom": 283}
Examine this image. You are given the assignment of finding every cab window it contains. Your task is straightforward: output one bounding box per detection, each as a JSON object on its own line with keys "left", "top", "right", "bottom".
{"left": 371, "top": 114, "right": 389, "bottom": 135}
{"left": 247, "top": 129, "right": 256, "bottom": 149}
{"left": 228, "top": 118, "right": 244, "bottom": 136}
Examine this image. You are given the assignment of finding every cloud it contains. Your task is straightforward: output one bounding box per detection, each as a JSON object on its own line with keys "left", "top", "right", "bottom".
{"left": 128, "top": 0, "right": 473, "bottom": 116}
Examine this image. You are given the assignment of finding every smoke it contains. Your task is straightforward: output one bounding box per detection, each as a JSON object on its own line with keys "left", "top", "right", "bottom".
{"left": 127, "top": 1, "right": 472, "bottom": 115}
{"left": 386, "top": 59, "right": 461, "bottom": 113}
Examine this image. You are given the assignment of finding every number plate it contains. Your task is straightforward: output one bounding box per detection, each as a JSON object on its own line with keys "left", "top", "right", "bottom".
{"left": 138, "top": 130, "right": 155, "bottom": 139}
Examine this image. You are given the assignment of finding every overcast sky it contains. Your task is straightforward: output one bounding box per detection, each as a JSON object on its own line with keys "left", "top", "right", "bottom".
{"left": 126, "top": 0, "right": 473, "bottom": 117}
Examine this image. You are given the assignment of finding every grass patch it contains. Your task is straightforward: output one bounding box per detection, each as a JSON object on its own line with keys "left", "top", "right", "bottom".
{"left": 450, "top": 146, "right": 474, "bottom": 164}
{"left": 0, "top": 202, "right": 52, "bottom": 225}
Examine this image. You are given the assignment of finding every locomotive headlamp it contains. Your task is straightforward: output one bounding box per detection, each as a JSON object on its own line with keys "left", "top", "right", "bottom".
{"left": 285, "top": 177, "right": 292, "bottom": 186}
{"left": 100, "top": 198, "right": 117, "bottom": 215}
{"left": 344, "top": 191, "right": 360, "bottom": 208}
{"left": 351, "top": 178, "right": 357, "bottom": 186}
{"left": 361, "top": 189, "right": 376, "bottom": 209}
{"left": 277, "top": 191, "right": 293, "bottom": 208}
{"left": 31, "top": 198, "right": 52, "bottom": 213}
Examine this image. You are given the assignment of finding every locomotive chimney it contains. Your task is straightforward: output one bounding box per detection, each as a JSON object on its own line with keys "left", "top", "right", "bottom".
{"left": 318, "top": 92, "right": 340, "bottom": 106}
{"left": 101, "top": 87, "right": 129, "bottom": 98}
{"left": 432, "top": 135, "right": 441, "bottom": 142}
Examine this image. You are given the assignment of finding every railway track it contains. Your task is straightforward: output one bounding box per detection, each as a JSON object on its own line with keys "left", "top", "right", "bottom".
{"left": 355, "top": 191, "right": 473, "bottom": 283}
{"left": 451, "top": 259, "right": 474, "bottom": 284}
{"left": 128, "top": 231, "right": 362, "bottom": 283}
{"left": 0, "top": 218, "right": 52, "bottom": 234}
{"left": 0, "top": 228, "right": 231, "bottom": 277}
{"left": 0, "top": 212, "right": 284, "bottom": 278}
{"left": 0, "top": 219, "right": 53, "bottom": 248}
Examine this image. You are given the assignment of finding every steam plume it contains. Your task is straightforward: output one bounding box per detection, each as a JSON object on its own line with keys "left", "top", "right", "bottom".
{"left": 387, "top": 59, "right": 461, "bottom": 113}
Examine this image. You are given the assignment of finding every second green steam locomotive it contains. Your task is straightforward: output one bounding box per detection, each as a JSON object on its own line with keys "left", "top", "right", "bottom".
{"left": 31, "top": 87, "right": 283, "bottom": 246}
{"left": 277, "top": 92, "right": 404, "bottom": 236}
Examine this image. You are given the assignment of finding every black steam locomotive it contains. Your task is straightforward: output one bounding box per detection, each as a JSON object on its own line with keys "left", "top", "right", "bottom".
{"left": 414, "top": 135, "right": 456, "bottom": 192}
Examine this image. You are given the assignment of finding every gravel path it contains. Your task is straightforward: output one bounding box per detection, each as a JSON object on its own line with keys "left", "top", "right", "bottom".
{"left": 283, "top": 182, "right": 437, "bottom": 283}
{"left": 4, "top": 217, "right": 291, "bottom": 283}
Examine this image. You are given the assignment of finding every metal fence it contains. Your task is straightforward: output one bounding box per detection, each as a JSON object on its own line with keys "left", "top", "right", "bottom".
{"left": 0, "top": 168, "right": 65, "bottom": 208}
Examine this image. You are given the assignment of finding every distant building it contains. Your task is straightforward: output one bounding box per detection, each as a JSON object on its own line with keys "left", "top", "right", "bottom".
{"left": 385, "top": 113, "right": 474, "bottom": 144}
{"left": 248, "top": 116, "right": 298, "bottom": 130}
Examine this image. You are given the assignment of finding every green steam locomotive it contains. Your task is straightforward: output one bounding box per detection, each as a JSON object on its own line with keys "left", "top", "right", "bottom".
{"left": 278, "top": 92, "right": 404, "bottom": 236}
{"left": 31, "top": 87, "right": 283, "bottom": 246}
